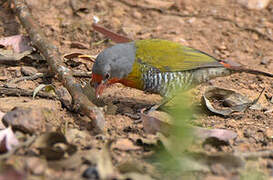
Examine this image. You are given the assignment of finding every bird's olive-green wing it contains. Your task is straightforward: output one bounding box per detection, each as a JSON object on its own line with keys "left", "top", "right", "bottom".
{"left": 135, "top": 39, "right": 223, "bottom": 72}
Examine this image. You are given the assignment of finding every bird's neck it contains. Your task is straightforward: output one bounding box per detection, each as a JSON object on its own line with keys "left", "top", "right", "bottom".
{"left": 119, "top": 61, "right": 144, "bottom": 90}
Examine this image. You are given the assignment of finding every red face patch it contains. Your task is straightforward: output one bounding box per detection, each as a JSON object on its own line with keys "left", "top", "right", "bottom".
{"left": 91, "top": 73, "right": 138, "bottom": 98}
{"left": 91, "top": 73, "right": 103, "bottom": 84}
{"left": 92, "top": 73, "right": 121, "bottom": 98}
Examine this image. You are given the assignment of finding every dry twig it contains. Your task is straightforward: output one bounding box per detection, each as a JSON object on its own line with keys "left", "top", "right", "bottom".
{"left": 7, "top": 72, "right": 45, "bottom": 84}
{"left": 7, "top": 71, "right": 91, "bottom": 85}
{"left": 72, "top": 71, "right": 92, "bottom": 77}
{"left": 11, "top": 0, "right": 105, "bottom": 131}
{"left": 0, "top": 86, "right": 56, "bottom": 99}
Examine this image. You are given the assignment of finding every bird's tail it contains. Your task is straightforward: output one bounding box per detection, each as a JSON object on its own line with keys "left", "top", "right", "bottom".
{"left": 219, "top": 59, "right": 273, "bottom": 77}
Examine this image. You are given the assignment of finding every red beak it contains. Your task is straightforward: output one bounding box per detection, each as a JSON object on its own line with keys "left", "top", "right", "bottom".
{"left": 92, "top": 73, "right": 121, "bottom": 98}
{"left": 95, "top": 81, "right": 107, "bottom": 98}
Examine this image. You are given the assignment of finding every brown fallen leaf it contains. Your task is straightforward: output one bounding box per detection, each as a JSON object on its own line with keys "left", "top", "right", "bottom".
{"left": 63, "top": 52, "right": 85, "bottom": 60}
{"left": 55, "top": 86, "right": 72, "bottom": 110}
{"left": 92, "top": 23, "right": 131, "bottom": 43}
{"left": 141, "top": 110, "right": 237, "bottom": 144}
{"left": 0, "top": 35, "right": 32, "bottom": 53}
{"left": 70, "top": 42, "right": 88, "bottom": 49}
{"left": 141, "top": 113, "right": 171, "bottom": 136}
{"left": 0, "top": 49, "right": 32, "bottom": 65}
{"left": 202, "top": 87, "right": 264, "bottom": 116}
{"left": 193, "top": 126, "right": 237, "bottom": 142}
{"left": 0, "top": 127, "right": 19, "bottom": 153}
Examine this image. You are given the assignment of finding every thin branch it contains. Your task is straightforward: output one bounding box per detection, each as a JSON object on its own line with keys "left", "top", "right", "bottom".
{"left": 7, "top": 72, "right": 45, "bottom": 84}
{"left": 0, "top": 56, "right": 21, "bottom": 65}
{"left": 0, "top": 86, "right": 56, "bottom": 99}
{"left": 72, "top": 70, "right": 92, "bottom": 77}
{"left": 7, "top": 71, "right": 91, "bottom": 85}
{"left": 11, "top": 0, "right": 105, "bottom": 132}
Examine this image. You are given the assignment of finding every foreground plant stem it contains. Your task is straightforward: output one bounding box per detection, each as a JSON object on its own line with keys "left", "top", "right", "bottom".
{"left": 11, "top": 0, "right": 105, "bottom": 132}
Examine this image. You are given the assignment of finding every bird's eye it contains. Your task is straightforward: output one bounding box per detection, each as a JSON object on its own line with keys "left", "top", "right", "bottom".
{"left": 105, "top": 73, "right": 110, "bottom": 80}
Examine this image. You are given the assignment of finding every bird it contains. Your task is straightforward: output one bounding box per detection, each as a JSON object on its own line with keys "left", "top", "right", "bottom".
{"left": 91, "top": 39, "right": 272, "bottom": 100}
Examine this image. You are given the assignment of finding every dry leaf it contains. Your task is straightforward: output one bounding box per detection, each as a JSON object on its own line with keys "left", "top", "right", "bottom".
{"left": 193, "top": 126, "right": 237, "bottom": 142}
{"left": 33, "top": 84, "right": 55, "bottom": 99}
{"left": 141, "top": 113, "right": 171, "bottom": 136}
{"left": 0, "top": 49, "right": 32, "bottom": 64}
{"left": 0, "top": 35, "right": 32, "bottom": 53}
{"left": 202, "top": 87, "right": 264, "bottom": 116}
{"left": 70, "top": 42, "right": 88, "bottom": 49}
{"left": 63, "top": 52, "right": 84, "bottom": 60}
{"left": 0, "top": 127, "right": 19, "bottom": 153}
{"left": 92, "top": 23, "right": 131, "bottom": 43}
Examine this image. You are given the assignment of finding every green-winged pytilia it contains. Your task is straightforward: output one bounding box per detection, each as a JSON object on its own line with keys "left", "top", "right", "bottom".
{"left": 91, "top": 39, "right": 273, "bottom": 99}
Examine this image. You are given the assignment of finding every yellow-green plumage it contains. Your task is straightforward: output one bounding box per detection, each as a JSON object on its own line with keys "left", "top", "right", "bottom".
{"left": 122, "top": 39, "right": 231, "bottom": 96}
{"left": 135, "top": 39, "right": 222, "bottom": 72}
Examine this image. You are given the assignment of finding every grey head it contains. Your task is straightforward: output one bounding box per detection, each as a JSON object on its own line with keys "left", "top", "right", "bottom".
{"left": 92, "top": 42, "right": 136, "bottom": 80}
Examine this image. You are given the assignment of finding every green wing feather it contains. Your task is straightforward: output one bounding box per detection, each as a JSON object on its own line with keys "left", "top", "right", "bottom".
{"left": 135, "top": 39, "right": 223, "bottom": 72}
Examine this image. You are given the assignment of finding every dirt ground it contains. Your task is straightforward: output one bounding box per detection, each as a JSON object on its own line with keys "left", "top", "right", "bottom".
{"left": 0, "top": 0, "right": 273, "bottom": 179}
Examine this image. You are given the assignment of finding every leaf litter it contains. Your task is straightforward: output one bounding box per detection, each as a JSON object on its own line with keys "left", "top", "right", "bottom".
{"left": 202, "top": 86, "right": 265, "bottom": 116}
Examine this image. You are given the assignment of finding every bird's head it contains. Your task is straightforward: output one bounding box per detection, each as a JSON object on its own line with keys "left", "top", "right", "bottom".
{"left": 91, "top": 42, "right": 136, "bottom": 98}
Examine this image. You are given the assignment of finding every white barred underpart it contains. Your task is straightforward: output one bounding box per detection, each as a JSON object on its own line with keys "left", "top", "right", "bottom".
{"left": 142, "top": 67, "right": 231, "bottom": 97}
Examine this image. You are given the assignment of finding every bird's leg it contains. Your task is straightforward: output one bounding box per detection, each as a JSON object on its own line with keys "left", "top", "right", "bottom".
{"left": 145, "top": 95, "right": 174, "bottom": 113}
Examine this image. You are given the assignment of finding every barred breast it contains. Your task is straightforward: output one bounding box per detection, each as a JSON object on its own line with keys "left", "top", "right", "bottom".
{"left": 141, "top": 66, "right": 232, "bottom": 97}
